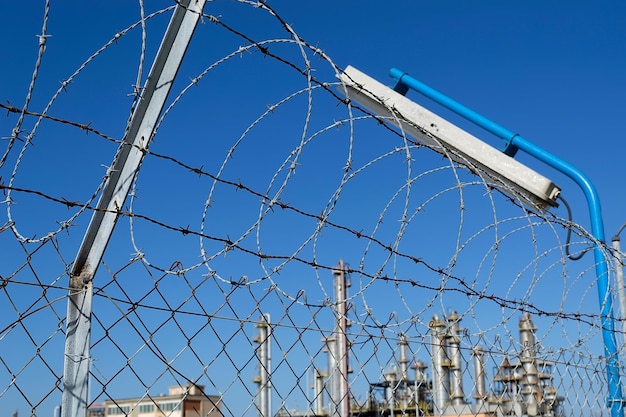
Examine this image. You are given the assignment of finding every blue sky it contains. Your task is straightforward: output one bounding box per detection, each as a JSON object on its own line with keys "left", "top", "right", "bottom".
{"left": 1, "top": 1, "right": 626, "bottom": 416}
{"left": 3, "top": 1, "right": 624, "bottom": 233}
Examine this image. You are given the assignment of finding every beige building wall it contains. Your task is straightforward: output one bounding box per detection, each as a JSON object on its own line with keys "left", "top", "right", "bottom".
{"left": 104, "top": 384, "right": 222, "bottom": 417}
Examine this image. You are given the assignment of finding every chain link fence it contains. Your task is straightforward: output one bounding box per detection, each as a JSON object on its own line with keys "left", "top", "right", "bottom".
{"left": 1, "top": 2, "right": 625, "bottom": 417}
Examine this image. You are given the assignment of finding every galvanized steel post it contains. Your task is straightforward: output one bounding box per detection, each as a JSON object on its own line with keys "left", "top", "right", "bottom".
{"left": 61, "top": 2, "right": 206, "bottom": 416}
{"left": 613, "top": 223, "right": 626, "bottom": 345}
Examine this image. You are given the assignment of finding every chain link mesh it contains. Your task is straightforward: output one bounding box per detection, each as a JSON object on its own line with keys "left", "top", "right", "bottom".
{"left": 1, "top": 2, "right": 624, "bottom": 417}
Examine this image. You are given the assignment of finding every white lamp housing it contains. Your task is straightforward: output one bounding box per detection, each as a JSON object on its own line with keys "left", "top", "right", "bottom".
{"left": 338, "top": 65, "right": 561, "bottom": 210}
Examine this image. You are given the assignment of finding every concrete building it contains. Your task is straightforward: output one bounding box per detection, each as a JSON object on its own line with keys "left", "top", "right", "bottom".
{"left": 104, "top": 384, "right": 222, "bottom": 417}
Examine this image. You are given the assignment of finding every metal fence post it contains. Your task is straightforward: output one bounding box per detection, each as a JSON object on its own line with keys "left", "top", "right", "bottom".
{"left": 61, "top": 2, "right": 206, "bottom": 416}
{"left": 613, "top": 224, "right": 626, "bottom": 345}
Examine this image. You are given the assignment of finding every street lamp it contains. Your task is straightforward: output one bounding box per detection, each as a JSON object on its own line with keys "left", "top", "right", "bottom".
{"left": 338, "top": 66, "right": 561, "bottom": 210}
{"left": 338, "top": 65, "right": 624, "bottom": 417}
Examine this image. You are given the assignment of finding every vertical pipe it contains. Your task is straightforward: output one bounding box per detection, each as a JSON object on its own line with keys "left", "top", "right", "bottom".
{"left": 412, "top": 360, "right": 428, "bottom": 414}
{"left": 519, "top": 313, "right": 539, "bottom": 416}
{"left": 429, "top": 315, "right": 449, "bottom": 415}
{"left": 398, "top": 334, "right": 409, "bottom": 383}
{"left": 325, "top": 335, "right": 337, "bottom": 415}
{"left": 472, "top": 347, "right": 487, "bottom": 406}
{"left": 509, "top": 135, "right": 624, "bottom": 417}
{"left": 254, "top": 314, "right": 271, "bottom": 417}
{"left": 384, "top": 369, "right": 397, "bottom": 417}
{"left": 389, "top": 68, "right": 624, "bottom": 417}
{"left": 331, "top": 261, "right": 350, "bottom": 417}
{"left": 446, "top": 311, "right": 465, "bottom": 407}
{"left": 314, "top": 369, "right": 326, "bottom": 416}
{"left": 61, "top": 3, "right": 205, "bottom": 417}
{"left": 397, "top": 334, "right": 409, "bottom": 412}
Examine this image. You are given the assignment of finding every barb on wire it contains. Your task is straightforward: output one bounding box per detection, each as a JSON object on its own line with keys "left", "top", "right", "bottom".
{"left": 0, "top": 2, "right": 618, "bottom": 417}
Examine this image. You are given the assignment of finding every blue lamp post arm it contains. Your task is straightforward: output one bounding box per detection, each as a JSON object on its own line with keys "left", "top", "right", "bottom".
{"left": 389, "top": 68, "right": 624, "bottom": 416}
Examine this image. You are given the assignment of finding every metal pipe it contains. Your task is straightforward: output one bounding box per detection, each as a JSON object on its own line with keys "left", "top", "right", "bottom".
{"left": 446, "top": 311, "right": 465, "bottom": 406}
{"left": 519, "top": 313, "right": 540, "bottom": 416}
{"left": 254, "top": 314, "right": 272, "bottom": 417}
{"left": 429, "top": 315, "right": 449, "bottom": 415}
{"left": 325, "top": 335, "right": 337, "bottom": 415}
{"left": 61, "top": 3, "right": 205, "bottom": 417}
{"left": 384, "top": 369, "right": 397, "bottom": 417}
{"left": 331, "top": 261, "right": 350, "bottom": 417}
{"left": 390, "top": 68, "right": 624, "bottom": 417}
{"left": 508, "top": 136, "right": 624, "bottom": 416}
{"left": 314, "top": 369, "right": 326, "bottom": 416}
{"left": 398, "top": 334, "right": 409, "bottom": 383}
{"left": 472, "top": 347, "right": 487, "bottom": 406}
{"left": 412, "top": 360, "right": 428, "bottom": 413}
{"left": 390, "top": 68, "right": 517, "bottom": 150}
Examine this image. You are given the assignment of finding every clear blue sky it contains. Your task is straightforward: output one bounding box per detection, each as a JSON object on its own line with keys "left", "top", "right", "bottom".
{"left": 2, "top": 1, "right": 625, "bottom": 232}
{"left": 1, "top": 1, "right": 625, "bottom": 416}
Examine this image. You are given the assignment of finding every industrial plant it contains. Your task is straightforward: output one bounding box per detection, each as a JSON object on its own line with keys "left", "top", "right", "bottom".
{"left": 254, "top": 263, "right": 564, "bottom": 417}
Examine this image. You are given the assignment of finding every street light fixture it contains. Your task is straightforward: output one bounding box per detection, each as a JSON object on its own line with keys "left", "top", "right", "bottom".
{"left": 338, "top": 65, "right": 561, "bottom": 210}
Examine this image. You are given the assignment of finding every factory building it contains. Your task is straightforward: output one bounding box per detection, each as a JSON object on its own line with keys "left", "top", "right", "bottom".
{"left": 103, "top": 384, "right": 222, "bottom": 417}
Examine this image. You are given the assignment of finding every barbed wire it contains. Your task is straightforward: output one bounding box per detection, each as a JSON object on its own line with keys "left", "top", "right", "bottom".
{"left": 1, "top": 2, "right": 623, "bottom": 417}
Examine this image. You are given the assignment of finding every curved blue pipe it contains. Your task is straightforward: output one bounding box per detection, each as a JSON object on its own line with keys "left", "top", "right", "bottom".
{"left": 389, "top": 68, "right": 624, "bottom": 416}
